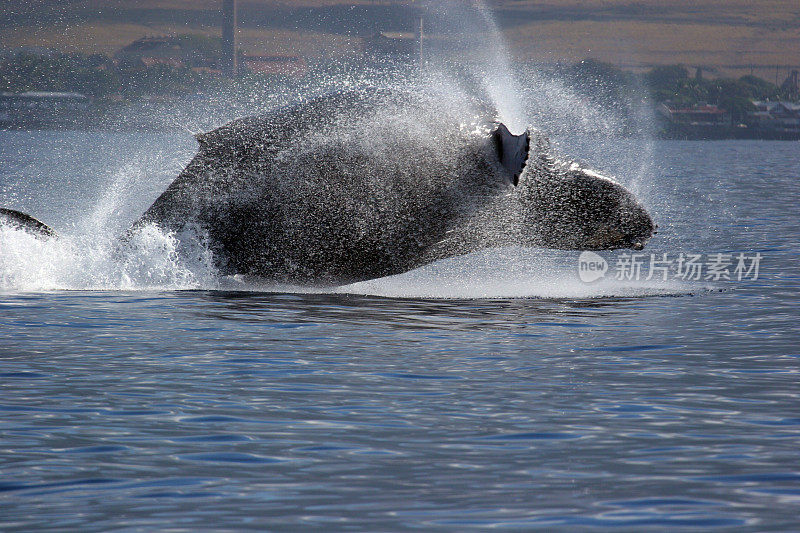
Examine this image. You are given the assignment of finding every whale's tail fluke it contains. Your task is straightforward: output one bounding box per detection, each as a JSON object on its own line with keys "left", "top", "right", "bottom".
{"left": 0, "top": 208, "right": 57, "bottom": 239}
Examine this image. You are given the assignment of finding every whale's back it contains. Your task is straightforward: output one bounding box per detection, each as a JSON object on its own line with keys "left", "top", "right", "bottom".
{"left": 136, "top": 89, "right": 513, "bottom": 284}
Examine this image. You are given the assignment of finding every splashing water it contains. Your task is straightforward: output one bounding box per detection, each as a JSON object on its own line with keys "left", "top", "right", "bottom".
{"left": 421, "top": 0, "right": 528, "bottom": 134}
{"left": 470, "top": 1, "right": 528, "bottom": 134}
{"left": 0, "top": 96, "right": 662, "bottom": 297}
{"left": 0, "top": 2, "right": 666, "bottom": 298}
{"left": 0, "top": 223, "right": 216, "bottom": 292}
{"left": 337, "top": 248, "right": 697, "bottom": 299}
{"left": 191, "top": 247, "right": 698, "bottom": 299}
{"left": 0, "top": 214, "right": 692, "bottom": 297}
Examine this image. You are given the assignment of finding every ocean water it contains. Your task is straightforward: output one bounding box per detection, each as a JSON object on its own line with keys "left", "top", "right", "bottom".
{"left": 1, "top": 130, "right": 799, "bottom": 530}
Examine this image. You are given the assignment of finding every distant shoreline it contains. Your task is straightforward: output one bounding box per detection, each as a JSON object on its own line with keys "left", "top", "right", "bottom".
{"left": 3, "top": 121, "right": 799, "bottom": 141}
{"left": 658, "top": 126, "right": 800, "bottom": 141}
{"left": 3, "top": 0, "right": 799, "bottom": 81}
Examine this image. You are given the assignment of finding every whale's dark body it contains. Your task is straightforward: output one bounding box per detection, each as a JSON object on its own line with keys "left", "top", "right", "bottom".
{"left": 1, "top": 88, "right": 656, "bottom": 285}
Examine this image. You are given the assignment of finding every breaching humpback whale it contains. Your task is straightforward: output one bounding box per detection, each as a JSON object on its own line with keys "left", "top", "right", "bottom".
{"left": 0, "top": 88, "right": 656, "bottom": 285}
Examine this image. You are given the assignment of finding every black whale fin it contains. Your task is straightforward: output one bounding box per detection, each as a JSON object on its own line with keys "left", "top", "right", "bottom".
{"left": 0, "top": 208, "right": 57, "bottom": 239}
{"left": 492, "top": 123, "right": 530, "bottom": 186}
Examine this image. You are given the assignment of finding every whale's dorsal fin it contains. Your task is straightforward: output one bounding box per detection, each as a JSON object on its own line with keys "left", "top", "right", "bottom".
{"left": 492, "top": 123, "right": 530, "bottom": 186}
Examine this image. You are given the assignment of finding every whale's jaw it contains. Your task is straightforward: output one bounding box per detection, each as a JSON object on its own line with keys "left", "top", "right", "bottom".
{"left": 583, "top": 204, "right": 656, "bottom": 251}
{"left": 516, "top": 155, "right": 657, "bottom": 253}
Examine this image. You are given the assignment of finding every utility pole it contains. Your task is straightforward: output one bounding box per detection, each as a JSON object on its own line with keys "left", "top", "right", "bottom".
{"left": 222, "top": 0, "right": 238, "bottom": 77}
{"left": 415, "top": 7, "right": 424, "bottom": 67}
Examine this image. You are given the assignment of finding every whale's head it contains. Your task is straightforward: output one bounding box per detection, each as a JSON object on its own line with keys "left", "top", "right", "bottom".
{"left": 509, "top": 134, "right": 656, "bottom": 251}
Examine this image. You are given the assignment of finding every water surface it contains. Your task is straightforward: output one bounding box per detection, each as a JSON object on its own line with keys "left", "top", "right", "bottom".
{"left": 1, "top": 132, "right": 799, "bottom": 530}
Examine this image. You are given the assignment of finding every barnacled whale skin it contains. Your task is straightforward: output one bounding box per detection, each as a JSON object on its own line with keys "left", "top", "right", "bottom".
{"left": 1, "top": 88, "right": 656, "bottom": 285}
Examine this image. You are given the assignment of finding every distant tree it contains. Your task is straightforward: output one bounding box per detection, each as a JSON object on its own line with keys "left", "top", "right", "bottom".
{"left": 671, "top": 79, "right": 709, "bottom": 107}
{"left": 738, "top": 75, "right": 781, "bottom": 101}
{"left": 722, "top": 96, "right": 757, "bottom": 123}
{"left": 705, "top": 78, "right": 751, "bottom": 103}
{"left": 173, "top": 33, "right": 223, "bottom": 68}
{"left": 645, "top": 65, "right": 689, "bottom": 91}
{"left": 567, "top": 58, "right": 639, "bottom": 105}
{"left": 0, "top": 52, "right": 122, "bottom": 97}
{"left": 69, "top": 67, "right": 119, "bottom": 98}
{"left": 118, "top": 63, "right": 203, "bottom": 97}
{"left": 640, "top": 65, "right": 790, "bottom": 113}
{"left": 570, "top": 58, "right": 627, "bottom": 84}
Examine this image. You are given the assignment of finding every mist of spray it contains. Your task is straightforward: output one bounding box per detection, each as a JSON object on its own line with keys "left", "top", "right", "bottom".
{"left": 420, "top": 0, "right": 528, "bottom": 134}
{"left": 471, "top": 1, "right": 528, "bottom": 134}
{"left": 0, "top": 2, "right": 667, "bottom": 298}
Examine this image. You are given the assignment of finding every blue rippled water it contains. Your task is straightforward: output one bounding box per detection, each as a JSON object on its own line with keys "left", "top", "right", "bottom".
{"left": 1, "top": 131, "right": 799, "bottom": 530}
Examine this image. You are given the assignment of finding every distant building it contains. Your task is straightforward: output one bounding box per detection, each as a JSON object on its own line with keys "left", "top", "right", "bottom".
{"left": 749, "top": 101, "right": 800, "bottom": 132}
{"left": 659, "top": 103, "right": 730, "bottom": 126}
{"left": 656, "top": 102, "right": 735, "bottom": 139}
{"left": 241, "top": 55, "right": 307, "bottom": 78}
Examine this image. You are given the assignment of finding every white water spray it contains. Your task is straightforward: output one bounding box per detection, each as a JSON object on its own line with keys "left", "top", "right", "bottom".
{"left": 471, "top": 1, "right": 528, "bottom": 134}
{"left": 0, "top": 3, "right": 668, "bottom": 298}
{"left": 420, "top": 0, "right": 528, "bottom": 134}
